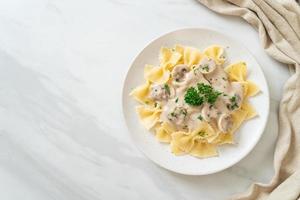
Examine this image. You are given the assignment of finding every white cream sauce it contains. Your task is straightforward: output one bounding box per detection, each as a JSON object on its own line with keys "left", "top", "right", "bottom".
{"left": 149, "top": 58, "right": 244, "bottom": 133}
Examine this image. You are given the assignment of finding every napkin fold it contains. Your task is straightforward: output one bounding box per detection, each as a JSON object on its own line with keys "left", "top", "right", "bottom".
{"left": 197, "top": 0, "right": 300, "bottom": 199}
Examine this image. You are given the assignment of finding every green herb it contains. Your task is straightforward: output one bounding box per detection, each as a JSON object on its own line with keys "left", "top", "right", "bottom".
{"left": 170, "top": 112, "right": 176, "bottom": 117}
{"left": 184, "top": 87, "right": 204, "bottom": 106}
{"left": 181, "top": 109, "right": 187, "bottom": 116}
{"left": 230, "top": 103, "right": 239, "bottom": 110}
{"left": 197, "top": 115, "right": 203, "bottom": 121}
{"left": 184, "top": 83, "right": 221, "bottom": 106}
{"left": 145, "top": 101, "right": 149, "bottom": 104}
{"left": 222, "top": 77, "right": 227, "bottom": 81}
{"left": 175, "top": 98, "right": 179, "bottom": 103}
{"left": 230, "top": 95, "right": 236, "bottom": 103}
{"left": 164, "top": 84, "right": 170, "bottom": 95}
{"left": 198, "top": 131, "right": 206, "bottom": 137}
{"left": 154, "top": 102, "right": 158, "bottom": 107}
{"left": 229, "top": 95, "right": 239, "bottom": 110}
{"left": 197, "top": 83, "right": 222, "bottom": 104}
{"left": 201, "top": 64, "right": 209, "bottom": 72}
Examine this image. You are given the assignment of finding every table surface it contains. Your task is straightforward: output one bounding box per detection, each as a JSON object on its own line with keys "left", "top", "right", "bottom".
{"left": 0, "top": 0, "right": 290, "bottom": 199}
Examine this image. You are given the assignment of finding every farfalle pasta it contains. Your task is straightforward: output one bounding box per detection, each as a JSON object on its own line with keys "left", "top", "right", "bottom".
{"left": 130, "top": 45, "right": 260, "bottom": 158}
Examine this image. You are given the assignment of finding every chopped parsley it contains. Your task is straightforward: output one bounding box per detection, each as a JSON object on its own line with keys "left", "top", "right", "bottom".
{"left": 154, "top": 102, "right": 158, "bottom": 107}
{"left": 164, "top": 84, "right": 170, "bottom": 95}
{"left": 198, "top": 131, "right": 206, "bottom": 137}
{"left": 184, "top": 83, "right": 222, "bottom": 106}
{"left": 175, "top": 97, "right": 179, "bottom": 103}
{"left": 201, "top": 64, "right": 209, "bottom": 72}
{"left": 184, "top": 87, "right": 204, "bottom": 106}
{"left": 228, "top": 94, "right": 239, "bottom": 110}
{"left": 197, "top": 83, "right": 222, "bottom": 104}
{"left": 197, "top": 115, "right": 203, "bottom": 121}
{"left": 181, "top": 109, "right": 187, "bottom": 116}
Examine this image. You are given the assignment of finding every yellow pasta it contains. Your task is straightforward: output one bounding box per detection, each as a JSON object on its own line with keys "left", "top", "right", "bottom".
{"left": 190, "top": 141, "right": 218, "bottom": 158}
{"left": 242, "top": 101, "right": 257, "bottom": 120}
{"left": 170, "top": 122, "right": 219, "bottom": 158}
{"left": 155, "top": 122, "right": 174, "bottom": 143}
{"left": 136, "top": 105, "right": 161, "bottom": 130}
{"left": 144, "top": 64, "right": 170, "bottom": 84}
{"left": 230, "top": 108, "right": 248, "bottom": 133}
{"left": 203, "top": 45, "right": 226, "bottom": 65}
{"left": 183, "top": 46, "right": 203, "bottom": 67}
{"left": 212, "top": 133, "right": 234, "bottom": 145}
{"left": 159, "top": 47, "right": 182, "bottom": 69}
{"left": 225, "top": 61, "right": 247, "bottom": 81}
{"left": 130, "top": 82, "right": 152, "bottom": 104}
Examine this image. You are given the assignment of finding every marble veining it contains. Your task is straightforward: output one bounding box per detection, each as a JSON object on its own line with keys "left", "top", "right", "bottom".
{"left": 0, "top": 0, "right": 289, "bottom": 199}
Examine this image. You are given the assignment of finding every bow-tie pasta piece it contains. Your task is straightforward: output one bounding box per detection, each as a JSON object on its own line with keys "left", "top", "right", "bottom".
{"left": 203, "top": 45, "right": 226, "bottom": 65}
{"left": 171, "top": 131, "right": 195, "bottom": 154}
{"left": 212, "top": 133, "right": 234, "bottom": 145}
{"left": 183, "top": 46, "right": 203, "bottom": 67}
{"left": 174, "top": 44, "right": 185, "bottom": 64}
{"left": 144, "top": 64, "right": 170, "bottom": 84}
{"left": 241, "top": 101, "right": 257, "bottom": 120}
{"left": 225, "top": 61, "right": 247, "bottom": 82}
{"left": 136, "top": 105, "right": 162, "bottom": 130}
{"left": 230, "top": 108, "right": 248, "bottom": 133}
{"left": 190, "top": 141, "right": 218, "bottom": 158}
{"left": 159, "top": 47, "right": 182, "bottom": 69}
{"left": 241, "top": 80, "right": 259, "bottom": 97}
{"left": 170, "top": 122, "right": 218, "bottom": 157}
{"left": 130, "top": 82, "right": 153, "bottom": 105}
{"left": 155, "top": 122, "right": 175, "bottom": 143}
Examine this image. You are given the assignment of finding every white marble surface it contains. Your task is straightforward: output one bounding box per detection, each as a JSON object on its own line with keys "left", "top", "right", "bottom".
{"left": 0, "top": 0, "right": 290, "bottom": 199}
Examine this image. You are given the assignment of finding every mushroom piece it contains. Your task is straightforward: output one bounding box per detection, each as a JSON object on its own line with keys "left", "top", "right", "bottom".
{"left": 201, "top": 103, "right": 218, "bottom": 122}
{"left": 172, "top": 64, "right": 189, "bottom": 83}
{"left": 218, "top": 113, "right": 233, "bottom": 132}
{"left": 196, "top": 57, "right": 217, "bottom": 74}
{"left": 149, "top": 84, "right": 175, "bottom": 101}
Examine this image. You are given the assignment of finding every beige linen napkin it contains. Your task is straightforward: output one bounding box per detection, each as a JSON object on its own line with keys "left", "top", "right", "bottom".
{"left": 197, "top": 0, "right": 300, "bottom": 199}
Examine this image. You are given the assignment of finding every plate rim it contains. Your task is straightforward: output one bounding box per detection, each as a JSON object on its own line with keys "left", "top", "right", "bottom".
{"left": 121, "top": 27, "right": 270, "bottom": 175}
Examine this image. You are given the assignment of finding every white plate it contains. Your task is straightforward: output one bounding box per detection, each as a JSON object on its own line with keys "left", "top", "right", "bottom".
{"left": 122, "top": 28, "right": 270, "bottom": 175}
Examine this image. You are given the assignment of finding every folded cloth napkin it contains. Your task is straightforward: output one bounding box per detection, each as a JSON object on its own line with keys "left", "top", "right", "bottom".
{"left": 197, "top": 0, "right": 300, "bottom": 200}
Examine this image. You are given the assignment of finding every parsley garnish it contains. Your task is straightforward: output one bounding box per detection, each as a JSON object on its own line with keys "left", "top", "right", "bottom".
{"left": 201, "top": 64, "right": 209, "bottom": 72}
{"left": 198, "top": 131, "right": 206, "bottom": 137}
{"left": 175, "top": 98, "right": 178, "bottom": 103}
{"left": 164, "top": 84, "right": 170, "bottom": 95}
{"left": 197, "top": 115, "right": 203, "bottom": 121}
{"left": 184, "top": 87, "right": 204, "bottom": 106}
{"left": 229, "top": 94, "right": 239, "bottom": 110}
{"left": 184, "top": 83, "right": 221, "bottom": 106}
{"left": 197, "top": 83, "right": 222, "bottom": 104}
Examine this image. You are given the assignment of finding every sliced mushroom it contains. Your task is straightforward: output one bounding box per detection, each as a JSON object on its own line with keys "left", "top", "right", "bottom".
{"left": 201, "top": 103, "right": 218, "bottom": 122}
{"left": 218, "top": 113, "right": 233, "bottom": 132}
{"left": 196, "top": 57, "right": 217, "bottom": 74}
{"left": 149, "top": 84, "right": 175, "bottom": 101}
{"left": 172, "top": 64, "right": 189, "bottom": 83}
